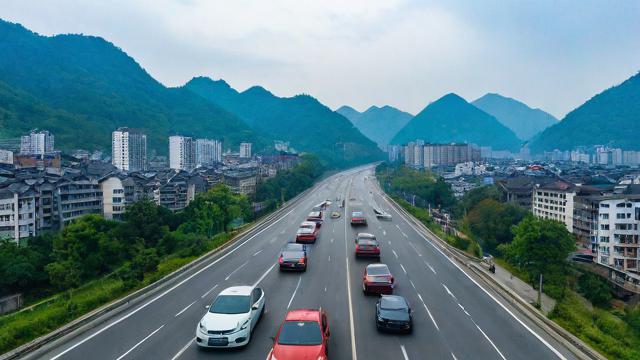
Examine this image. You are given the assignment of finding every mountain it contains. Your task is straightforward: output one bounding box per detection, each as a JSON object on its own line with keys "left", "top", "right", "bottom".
{"left": 336, "top": 105, "right": 412, "bottom": 147}
{"left": 472, "top": 93, "right": 557, "bottom": 140}
{"left": 0, "top": 19, "right": 258, "bottom": 153}
{"left": 530, "top": 72, "right": 640, "bottom": 152}
{"left": 184, "top": 77, "right": 384, "bottom": 167}
{"left": 390, "top": 93, "right": 522, "bottom": 151}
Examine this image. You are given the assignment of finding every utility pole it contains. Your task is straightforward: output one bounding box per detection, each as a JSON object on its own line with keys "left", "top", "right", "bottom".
{"left": 537, "top": 273, "right": 543, "bottom": 308}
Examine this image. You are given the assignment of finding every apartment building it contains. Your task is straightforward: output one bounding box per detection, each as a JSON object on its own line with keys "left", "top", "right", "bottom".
{"left": 20, "top": 130, "right": 54, "bottom": 155}
{"left": 224, "top": 170, "right": 257, "bottom": 195}
{"left": 0, "top": 185, "right": 37, "bottom": 244}
{"left": 532, "top": 180, "right": 576, "bottom": 232}
{"left": 195, "top": 139, "right": 222, "bottom": 167}
{"left": 239, "top": 142, "right": 252, "bottom": 159}
{"left": 54, "top": 176, "right": 102, "bottom": 227}
{"left": 99, "top": 175, "right": 126, "bottom": 221}
{"left": 424, "top": 143, "right": 481, "bottom": 167}
{"left": 112, "top": 128, "right": 147, "bottom": 172}
{"left": 169, "top": 136, "right": 196, "bottom": 171}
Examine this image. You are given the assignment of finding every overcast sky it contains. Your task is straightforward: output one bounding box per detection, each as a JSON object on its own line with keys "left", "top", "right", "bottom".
{"left": 3, "top": 0, "right": 639, "bottom": 118}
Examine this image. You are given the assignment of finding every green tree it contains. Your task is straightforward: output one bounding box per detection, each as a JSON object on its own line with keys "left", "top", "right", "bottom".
{"left": 577, "top": 272, "right": 612, "bottom": 307}
{"left": 462, "top": 199, "right": 528, "bottom": 252}
{"left": 120, "top": 199, "right": 172, "bottom": 248}
{"left": 499, "top": 216, "right": 575, "bottom": 298}
{"left": 453, "top": 185, "right": 502, "bottom": 219}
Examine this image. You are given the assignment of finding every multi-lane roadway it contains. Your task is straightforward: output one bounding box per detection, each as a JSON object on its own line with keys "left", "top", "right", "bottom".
{"left": 25, "top": 166, "right": 579, "bottom": 360}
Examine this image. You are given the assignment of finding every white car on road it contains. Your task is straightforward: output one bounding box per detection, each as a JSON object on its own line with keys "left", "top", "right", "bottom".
{"left": 196, "top": 286, "right": 265, "bottom": 348}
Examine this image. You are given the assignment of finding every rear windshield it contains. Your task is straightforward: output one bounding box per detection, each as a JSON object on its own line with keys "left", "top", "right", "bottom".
{"left": 367, "top": 266, "right": 389, "bottom": 276}
{"left": 380, "top": 297, "right": 407, "bottom": 310}
{"left": 283, "top": 243, "right": 304, "bottom": 251}
{"left": 352, "top": 211, "right": 363, "bottom": 217}
{"left": 278, "top": 321, "right": 323, "bottom": 345}
{"left": 300, "top": 224, "right": 314, "bottom": 229}
{"left": 357, "top": 239, "right": 378, "bottom": 246}
{"left": 282, "top": 251, "right": 303, "bottom": 259}
{"left": 209, "top": 295, "right": 251, "bottom": 314}
{"left": 308, "top": 211, "right": 321, "bottom": 218}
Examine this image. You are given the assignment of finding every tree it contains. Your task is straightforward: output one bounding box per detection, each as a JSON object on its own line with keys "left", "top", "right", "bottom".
{"left": 462, "top": 199, "right": 528, "bottom": 252}
{"left": 577, "top": 272, "right": 612, "bottom": 307}
{"left": 499, "top": 216, "right": 575, "bottom": 298}
{"left": 120, "top": 198, "right": 172, "bottom": 248}
{"left": 453, "top": 185, "right": 502, "bottom": 219}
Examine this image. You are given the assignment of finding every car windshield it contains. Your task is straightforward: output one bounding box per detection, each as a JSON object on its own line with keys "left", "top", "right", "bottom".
{"left": 367, "top": 266, "right": 389, "bottom": 276}
{"left": 278, "top": 321, "right": 323, "bottom": 345}
{"left": 209, "top": 295, "right": 251, "bottom": 314}
{"left": 299, "top": 224, "right": 314, "bottom": 230}
{"left": 380, "top": 297, "right": 407, "bottom": 310}
{"left": 308, "top": 211, "right": 321, "bottom": 217}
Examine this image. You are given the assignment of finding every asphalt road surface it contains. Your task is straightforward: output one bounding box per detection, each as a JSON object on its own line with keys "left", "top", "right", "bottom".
{"left": 26, "top": 166, "right": 579, "bottom": 360}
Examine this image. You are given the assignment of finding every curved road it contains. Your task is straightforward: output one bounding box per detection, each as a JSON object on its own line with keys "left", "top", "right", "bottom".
{"left": 25, "top": 166, "right": 578, "bottom": 360}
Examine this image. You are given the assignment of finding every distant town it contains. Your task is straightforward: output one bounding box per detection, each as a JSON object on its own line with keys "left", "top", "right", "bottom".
{"left": 390, "top": 139, "right": 640, "bottom": 296}
{"left": 0, "top": 128, "right": 299, "bottom": 245}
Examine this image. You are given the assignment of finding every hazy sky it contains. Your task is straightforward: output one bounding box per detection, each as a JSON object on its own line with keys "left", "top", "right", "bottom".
{"left": 3, "top": 0, "right": 639, "bottom": 118}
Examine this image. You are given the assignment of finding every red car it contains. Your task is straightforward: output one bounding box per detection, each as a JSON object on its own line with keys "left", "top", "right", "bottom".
{"left": 354, "top": 233, "right": 380, "bottom": 258}
{"left": 296, "top": 221, "right": 319, "bottom": 243}
{"left": 350, "top": 210, "right": 367, "bottom": 226}
{"left": 266, "top": 309, "right": 330, "bottom": 360}
{"left": 363, "top": 264, "right": 394, "bottom": 295}
{"left": 306, "top": 211, "right": 323, "bottom": 228}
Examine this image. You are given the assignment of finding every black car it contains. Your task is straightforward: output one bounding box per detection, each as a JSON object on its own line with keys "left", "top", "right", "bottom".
{"left": 278, "top": 243, "right": 308, "bottom": 271}
{"left": 376, "top": 295, "right": 412, "bottom": 333}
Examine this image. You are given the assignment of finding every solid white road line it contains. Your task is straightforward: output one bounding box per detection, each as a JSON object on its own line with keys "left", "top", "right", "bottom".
{"left": 475, "top": 322, "right": 507, "bottom": 360}
{"left": 380, "top": 194, "right": 567, "bottom": 359}
{"left": 201, "top": 284, "right": 218, "bottom": 299}
{"left": 115, "top": 325, "right": 164, "bottom": 360}
{"left": 50, "top": 208, "right": 295, "bottom": 360}
{"left": 225, "top": 260, "right": 248, "bottom": 280}
{"left": 400, "top": 344, "right": 410, "bottom": 360}
{"left": 174, "top": 301, "right": 196, "bottom": 317}
{"left": 345, "top": 178, "right": 358, "bottom": 360}
{"left": 287, "top": 276, "right": 302, "bottom": 309}
{"left": 458, "top": 303, "right": 471, "bottom": 317}
{"left": 170, "top": 338, "right": 193, "bottom": 360}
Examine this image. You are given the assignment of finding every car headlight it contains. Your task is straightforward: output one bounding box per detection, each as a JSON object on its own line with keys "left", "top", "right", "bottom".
{"left": 240, "top": 319, "right": 250, "bottom": 330}
{"left": 199, "top": 321, "right": 207, "bottom": 332}
{"left": 377, "top": 315, "right": 384, "bottom": 322}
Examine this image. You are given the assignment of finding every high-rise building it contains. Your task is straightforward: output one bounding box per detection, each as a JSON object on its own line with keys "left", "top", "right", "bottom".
{"left": 239, "top": 142, "right": 252, "bottom": 158}
{"left": 112, "top": 128, "right": 147, "bottom": 172}
{"left": 195, "top": 139, "right": 222, "bottom": 167}
{"left": 20, "top": 130, "right": 54, "bottom": 155}
{"left": 169, "top": 136, "right": 196, "bottom": 171}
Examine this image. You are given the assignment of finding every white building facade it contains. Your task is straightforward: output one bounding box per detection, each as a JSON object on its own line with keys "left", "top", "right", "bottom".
{"left": 195, "top": 139, "right": 222, "bottom": 167}
{"left": 112, "top": 128, "right": 147, "bottom": 172}
{"left": 239, "top": 142, "right": 252, "bottom": 158}
{"left": 532, "top": 181, "right": 576, "bottom": 232}
{"left": 169, "top": 136, "right": 195, "bottom": 171}
{"left": 20, "top": 130, "right": 54, "bottom": 155}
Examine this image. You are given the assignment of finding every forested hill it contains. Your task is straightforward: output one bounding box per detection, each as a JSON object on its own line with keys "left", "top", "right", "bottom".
{"left": 0, "top": 19, "right": 258, "bottom": 153}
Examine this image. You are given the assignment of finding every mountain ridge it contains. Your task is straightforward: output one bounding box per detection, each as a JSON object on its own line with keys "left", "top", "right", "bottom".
{"left": 391, "top": 93, "right": 522, "bottom": 151}
{"left": 336, "top": 104, "right": 412, "bottom": 147}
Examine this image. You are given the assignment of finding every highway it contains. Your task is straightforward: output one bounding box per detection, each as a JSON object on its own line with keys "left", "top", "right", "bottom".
{"left": 26, "top": 166, "right": 579, "bottom": 360}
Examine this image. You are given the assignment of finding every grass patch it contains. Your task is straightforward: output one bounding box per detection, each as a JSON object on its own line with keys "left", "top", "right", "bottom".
{"left": 550, "top": 292, "right": 640, "bottom": 360}
{"left": 0, "top": 231, "right": 236, "bottom": 354}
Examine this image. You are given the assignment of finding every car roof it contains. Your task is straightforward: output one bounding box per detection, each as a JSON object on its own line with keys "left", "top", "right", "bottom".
{"left": 283, "top": 243, "right": 305, "bottom": 250}
{"left": 285, "top": 309, "right": 321, "bottom": 322}
{"left": 300, "top": 221, "right": 316, "bottom": 227}
{"left": 218, "top": 286, "right": 253, "bottom": 296}
{"left": 308, "top": 211, "right": 321, "bottom": 217}
{"left": 366, "top": 263, "right": 389, "bottom": 271}
{"left": 357, "top": 233, "right": 375, "bottom": 238}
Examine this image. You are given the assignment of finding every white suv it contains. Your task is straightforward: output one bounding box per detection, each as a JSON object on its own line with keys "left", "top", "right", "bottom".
{"left": 196, "top": 286, "right": 265, "bottom": 348}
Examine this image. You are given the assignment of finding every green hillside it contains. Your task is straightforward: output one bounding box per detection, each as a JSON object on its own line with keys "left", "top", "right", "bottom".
{"left": 337, "top": 105, "right": 412, "bottom": 147}
{"left": 391, "top": 93, "right": 522, "bottom": 151}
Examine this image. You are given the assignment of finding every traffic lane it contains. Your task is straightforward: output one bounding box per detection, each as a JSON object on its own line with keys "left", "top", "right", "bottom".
{"left": 369, "top": 183, "right": 572, "bottom": 360}
{"left": 347, "top": 175, "right": 457, "bottom": 360}
{"left": 41, "top": 172, "right": 348, "bottom": 360}
{"left": 174, "top": 172, "right": 356, "bottom": 359}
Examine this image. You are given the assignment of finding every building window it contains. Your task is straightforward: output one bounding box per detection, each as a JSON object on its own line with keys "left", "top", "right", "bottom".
{"left": 601, "top": 213, "right": 609, "bottom": 219}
